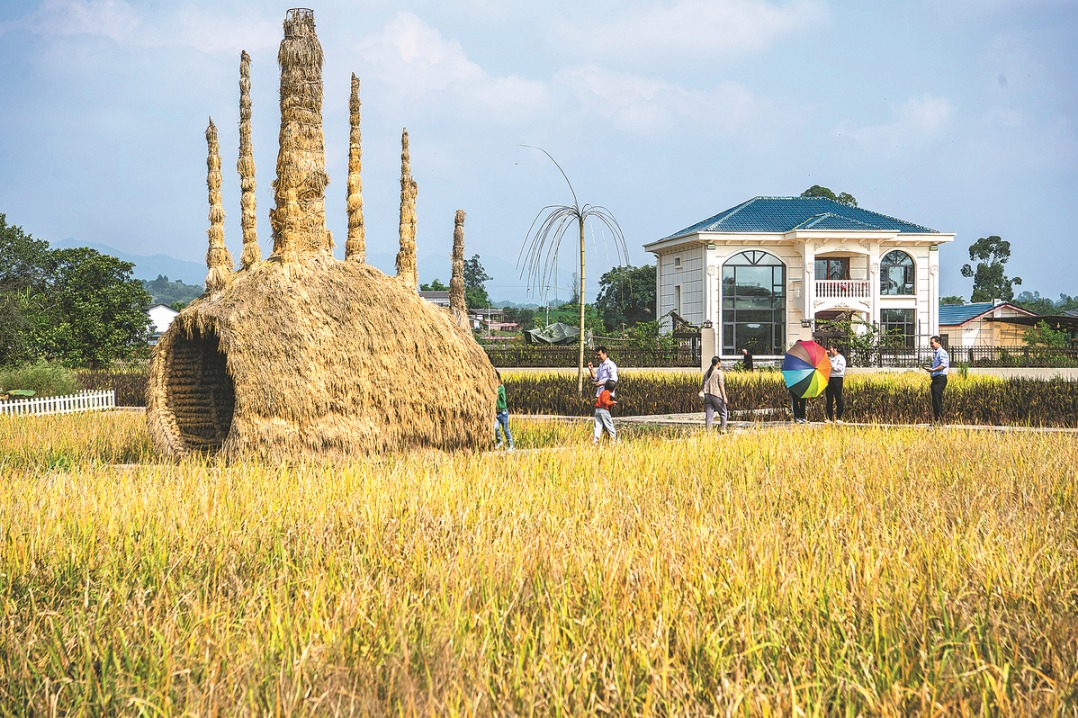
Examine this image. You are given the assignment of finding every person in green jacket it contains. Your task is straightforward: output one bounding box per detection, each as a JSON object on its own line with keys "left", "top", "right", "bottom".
{"left": 494, "top": 370, "right": 515, "bottom": 451}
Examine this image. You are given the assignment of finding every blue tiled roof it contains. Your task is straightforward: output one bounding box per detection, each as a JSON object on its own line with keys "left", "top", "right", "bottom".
{"left": 663, "top": 196, "right": 938, "bottom": 240}
{"left": 939, "top": 303, "right": 999, "bottom": 325}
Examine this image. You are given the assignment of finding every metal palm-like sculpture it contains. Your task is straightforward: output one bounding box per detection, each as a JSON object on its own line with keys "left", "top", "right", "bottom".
{"left": 518, "top": 146, "right": 628, "bottom": 395}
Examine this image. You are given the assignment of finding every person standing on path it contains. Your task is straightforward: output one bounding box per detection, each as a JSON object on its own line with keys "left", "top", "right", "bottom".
{"left": 825, "top": 344, "right": 846, "bottom": 424}
{"left": 494, "top": 370, "right": 515, "bottom": 451}
{"left": 789, "top": 389, "right": 808, "bottom": 424}
{"left": 923, "top": 335, "right": 949, "bottom": 423}
{"left": 702, "top": 355, "right": 729, "bottom": 432}
{"left": 593, "top": 379, "right": 618, "bottom": 445}
{"left": 588, "top": 346, "right": 618, "bottom": 397}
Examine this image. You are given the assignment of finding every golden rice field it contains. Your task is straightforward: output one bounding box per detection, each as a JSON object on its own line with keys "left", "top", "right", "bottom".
{"left": 2, "top": 411, "right": 1078, "bottom": 716}
{"left": 501, "top": 369, "right": 1078, "bottom": 426}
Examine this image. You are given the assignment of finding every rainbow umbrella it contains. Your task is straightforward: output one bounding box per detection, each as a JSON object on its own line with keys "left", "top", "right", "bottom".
{"left": 782, "top": 340, "right": 831, "bottom": 398}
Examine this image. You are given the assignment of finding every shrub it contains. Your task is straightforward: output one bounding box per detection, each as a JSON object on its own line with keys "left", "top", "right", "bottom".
{"left": 0, "top": 360, "right": 79, "bottom": 397}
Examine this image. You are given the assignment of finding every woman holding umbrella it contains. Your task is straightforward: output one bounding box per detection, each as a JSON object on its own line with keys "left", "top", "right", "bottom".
{"left": 783, "top": 340, "right": 831, "bottom": 425}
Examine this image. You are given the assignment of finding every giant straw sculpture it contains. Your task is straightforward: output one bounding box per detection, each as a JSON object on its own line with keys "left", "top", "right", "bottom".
{"left": 147, "top": 8, "right": 496, "bottom": 460}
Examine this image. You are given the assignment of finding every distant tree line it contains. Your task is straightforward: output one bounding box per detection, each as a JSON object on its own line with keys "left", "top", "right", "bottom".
{"left": 0, "top": 213, "right": 151, "bottom": 368}
{"left": 142, "top": 275, "right": 203, "bottom": 308}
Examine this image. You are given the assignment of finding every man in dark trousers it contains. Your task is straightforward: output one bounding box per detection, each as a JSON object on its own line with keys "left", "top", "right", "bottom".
{"left": 741, "top": 347, "right": 754, "bottom": 371}
{"left": 923, "top": 335, "right": 949, "bottom": 423}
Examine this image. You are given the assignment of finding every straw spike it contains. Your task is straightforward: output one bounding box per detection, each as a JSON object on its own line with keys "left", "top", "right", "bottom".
{"left": 450, "top": 210, "right": 468, "bottom": 326}
{"left": 269, "top": 8, "right": 332, "bottom": 259}
{"left": 238, "top": 50, "right": 260, "bottom": 269}
{"left": 395, "top": 128, "right": 418, "bottom": 290}
{"left": 345, "top": 73, "right": 365, "bottom": 262}
{"left": 205, "top": 118, "right": 233, "bottom": 293}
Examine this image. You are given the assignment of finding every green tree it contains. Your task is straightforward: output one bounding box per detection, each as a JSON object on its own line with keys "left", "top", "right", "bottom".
{"left": 419, "top": 278, "right": 449, "bottom": 292}
{"left": 595, "top": 263, "right": 656, "bottom": 331}
{"left": 519, "top": 146, "right": 627, "bottom": 395}
{"left": 0, "top": 214, "right": 52, "bottom": 364}
{"left": 1013, "top": 290, "right": 1056, "bottom": 316}
{"left": 501, "top": 306, "right": 537, "bottom": 331}
{"left": 1023, "top": 320, "right": 1071, "bottom": 348}
{"left": 38, "top": 248, "right": 152, "bottom": 367}
{"left": 463, "top": 255, "right": 492, "bottom": 309}
{"left": 141, "top": 275, "right": 204, "bottom": 306}
{"left": 801, "top": 185, "right": 858, "bottom": 207}
{"left": 939, "top": 295, "right": 966, "bottom": 306}
{"left": 960, "top": 235, "right": 1022, "bottom": 302}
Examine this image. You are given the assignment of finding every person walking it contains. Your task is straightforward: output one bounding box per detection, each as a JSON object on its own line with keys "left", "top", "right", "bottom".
{"left": 494, "top": 370, "right": 515, "bottom": 451}
{"left": 824, "top": 344, "right": 846, "bottom": 424}
{"left": 593, "top": 379, "right": 618, "bottom": 445}
{"left": 741, "top": 347, "right": 754, "bottom": 371}
{"left": 702, "top": 355, "right": 729, "bottom": 432}
{"left": 923, "top": 335, "right": 949, "bottom": 423}
{"left": 588, "top": 346, "right": 618, "bottom": 397}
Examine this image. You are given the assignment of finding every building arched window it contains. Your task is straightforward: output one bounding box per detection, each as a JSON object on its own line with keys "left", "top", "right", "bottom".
{"left": 721, "top": 250, "right": 786, "bottom": 355}
{"left": 880, "top": 250, "right": 915, "bottom": 295}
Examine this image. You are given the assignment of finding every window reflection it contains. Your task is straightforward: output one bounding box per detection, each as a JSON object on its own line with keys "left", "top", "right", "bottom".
{"left": 721, "top": 251, "right": 786, "bottom": 355}
{"left": 880, "top": 251, "right": 915, "bottom": 295}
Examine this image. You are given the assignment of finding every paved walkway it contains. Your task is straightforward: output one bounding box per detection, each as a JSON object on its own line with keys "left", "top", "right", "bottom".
{"left": 526, "top": 412, "right": 1078, "bottom": 434}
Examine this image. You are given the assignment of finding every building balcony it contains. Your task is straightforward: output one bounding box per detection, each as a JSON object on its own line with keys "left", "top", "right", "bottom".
{"left": 815, "top": 279, "right": 870, "bottom": 299}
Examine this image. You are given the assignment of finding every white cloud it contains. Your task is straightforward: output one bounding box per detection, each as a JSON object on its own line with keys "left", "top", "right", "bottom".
{"left": 565, "top": 0, "right": 829, "bottom": 63}
{"left": 1, "top": 0, "right": 140, "bottom": 42}
{"left": 553, "top": 64, "right": 762, "bottom": 134}
{"left": 355, "top": 12, "right": 550, "bottom": 123}
{"left": 845, "top": 95, "right": 954, "bottom": 155}
{"left": 0, "top": 0, "right": 279, "bottom": 54}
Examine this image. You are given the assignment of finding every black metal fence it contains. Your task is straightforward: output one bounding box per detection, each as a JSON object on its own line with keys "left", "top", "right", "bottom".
{"left": 846, "top": 346, "right": 1078, "bottom": 368}
{"left": 482, "top": 342, "right": 701, "bottom": 368}
{"left": 485, "top": 342, "right": 1078, "bottom": 369}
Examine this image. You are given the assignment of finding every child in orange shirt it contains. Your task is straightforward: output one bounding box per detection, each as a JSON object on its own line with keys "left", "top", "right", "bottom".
{"left": 593, "top": 379, "right": 617, "bottom": 444}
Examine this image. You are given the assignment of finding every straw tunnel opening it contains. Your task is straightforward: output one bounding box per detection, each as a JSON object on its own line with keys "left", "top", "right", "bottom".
{"left": 166, "top": 326, "right": 235, "bottom": 454}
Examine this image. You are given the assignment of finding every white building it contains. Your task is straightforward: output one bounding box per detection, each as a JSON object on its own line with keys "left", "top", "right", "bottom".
{"left": 644, "top": 196, "right": 954, "bottom": 358}
{"left": 146, "top": 304, "right": 179, "bottom": 345}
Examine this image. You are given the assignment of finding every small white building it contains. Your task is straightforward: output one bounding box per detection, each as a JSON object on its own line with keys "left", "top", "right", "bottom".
{"left": 418, "top": 290, "right": 451, "bottom": 307}
{"left": 146, "top": 304, "right": 179, "bottom": 345}
{"left": 939, "top": 301, "right": 1036, "bottom": 348}
{"left": 644, "top": 196, "right": 954, "bottom": 358}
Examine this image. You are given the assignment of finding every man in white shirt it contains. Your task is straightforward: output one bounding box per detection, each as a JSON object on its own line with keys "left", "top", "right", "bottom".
{"left": 825, "top": 344, "right": 846, "bottom": 424}
{"left": 923, "top": 335, "right": 949, "bottom": 423}
{"left": 587, "top": 346, "right": 618, "bottom": 398}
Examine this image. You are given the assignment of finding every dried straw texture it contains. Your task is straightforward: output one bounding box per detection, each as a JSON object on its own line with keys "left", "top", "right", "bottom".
{"left": 204, "top": 119, "right": 233, "bottom": 294}
{"left": 395, "top": 128, "right": 418, "bottom": 290}
{"left": 345, "top": 73, "right": 365, "bottom": 262}
{"left": 450, "top": 209, "right": 468, "bottom": 327}
{"left": 270, "top": 9, "right": 332, "bottom": 258}
{"left": 147, "top": 256, "right": 497, "bottom": 460}
{"left": 237, "top": 50, "right": 260, "bottom": 269}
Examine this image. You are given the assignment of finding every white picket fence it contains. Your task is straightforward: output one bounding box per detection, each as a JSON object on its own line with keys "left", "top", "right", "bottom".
{"left": 0, "top": 389, "right": 116, "bottom": 416}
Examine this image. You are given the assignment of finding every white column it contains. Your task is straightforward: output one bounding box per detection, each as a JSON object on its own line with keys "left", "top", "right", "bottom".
{"left": 700, "top": 325, "right": 717, "bottom": 373}
{"left": 869, "top": 246, "right": 881, "bottom": 326}
{"left": 928, "top": 247, "right": 940, "bottom": 339}
{"left": 801, "top": 244, "right": 815, "bottom": 342}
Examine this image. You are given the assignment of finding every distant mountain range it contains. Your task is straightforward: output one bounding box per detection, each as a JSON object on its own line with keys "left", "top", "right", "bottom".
{"left": 52, "top": 238, "right": 207, "bottom": 285}
{"left": 50, "top": 238, "right": 546, "bottom": 308}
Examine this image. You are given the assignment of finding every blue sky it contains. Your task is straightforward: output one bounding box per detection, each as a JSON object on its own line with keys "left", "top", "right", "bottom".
{"left": 1, "top": 0, "right": 1075, "bottom": 304}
